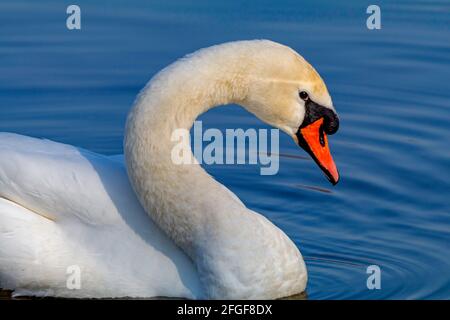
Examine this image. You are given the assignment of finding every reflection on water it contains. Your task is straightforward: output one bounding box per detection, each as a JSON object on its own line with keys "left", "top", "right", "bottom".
{"left": 0, "top": 290, "right": 11, "bottom": 300}
{"left": 0, "top": 0, "right": 449, "bottom": 299}
{"left": 0, "top": 289, "right": 307, "bottom": 300}
{"left": 294, "top": 184, "right": 333, "bottom": 194}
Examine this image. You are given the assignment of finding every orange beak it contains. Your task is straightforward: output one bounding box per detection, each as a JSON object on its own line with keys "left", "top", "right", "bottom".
{"left": 296, "top": 118, "right": 339, "bottom": 185}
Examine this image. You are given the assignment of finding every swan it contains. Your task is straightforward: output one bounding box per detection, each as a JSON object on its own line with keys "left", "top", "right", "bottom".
{"left": 0, "top": 40, "right": 339, "bottom": 299}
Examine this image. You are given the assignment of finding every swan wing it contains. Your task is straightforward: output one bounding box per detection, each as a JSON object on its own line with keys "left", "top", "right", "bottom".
{"left": 0, "top": 133, "right": 136, "bottom": 224}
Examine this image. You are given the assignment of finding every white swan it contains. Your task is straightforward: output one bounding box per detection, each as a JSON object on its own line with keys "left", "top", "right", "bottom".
{"left": 0, "top": 40, "right": 339, "bottom": 299}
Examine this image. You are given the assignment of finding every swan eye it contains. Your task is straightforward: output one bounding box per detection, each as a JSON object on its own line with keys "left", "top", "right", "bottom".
{"left": 299, "top": 91, "right": 309, "bottom": 101}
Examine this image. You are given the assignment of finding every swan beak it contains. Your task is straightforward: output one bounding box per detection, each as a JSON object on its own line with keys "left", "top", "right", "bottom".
{"left": 296, "top": 118, "right": 339, "bottom": 185}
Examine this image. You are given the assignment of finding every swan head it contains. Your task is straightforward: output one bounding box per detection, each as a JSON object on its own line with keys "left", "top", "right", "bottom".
{"left": 239, "top": 41, "right": 340, "bottom": 184}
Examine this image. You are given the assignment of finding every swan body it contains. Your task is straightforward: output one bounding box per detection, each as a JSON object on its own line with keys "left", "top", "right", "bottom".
{"left": 0, "top": 40, "right": 338, "bottom": 299}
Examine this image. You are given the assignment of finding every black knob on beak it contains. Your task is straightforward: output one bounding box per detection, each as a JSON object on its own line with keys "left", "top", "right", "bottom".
{"left": 301, "top": 99, "right": 339, "bottom": 135}
{"left": 323, "top": 109, "right": 339, "bottom": 135}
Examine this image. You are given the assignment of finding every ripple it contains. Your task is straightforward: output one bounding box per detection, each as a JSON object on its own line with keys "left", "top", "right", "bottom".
{"left": 293, "top": 184, "right": 333, "bottom": 194}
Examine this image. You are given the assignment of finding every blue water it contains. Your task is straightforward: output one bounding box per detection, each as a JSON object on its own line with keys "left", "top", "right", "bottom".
{"left": 1, "top": 0, "right": 449, "bottom": 299}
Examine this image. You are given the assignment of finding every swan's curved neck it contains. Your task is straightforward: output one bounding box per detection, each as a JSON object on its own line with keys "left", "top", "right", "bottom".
{"left": 124, "top": 48, "right": 250, "bottom": 258}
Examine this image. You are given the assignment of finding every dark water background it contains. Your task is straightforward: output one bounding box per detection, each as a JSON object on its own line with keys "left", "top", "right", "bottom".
{"left": 0, "top": 0, "right": 449, "bottom": 299}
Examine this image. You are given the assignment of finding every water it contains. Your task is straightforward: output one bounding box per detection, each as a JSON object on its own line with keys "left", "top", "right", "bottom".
{"left": 0, "top": 0, "right": 449, "bottom": 299}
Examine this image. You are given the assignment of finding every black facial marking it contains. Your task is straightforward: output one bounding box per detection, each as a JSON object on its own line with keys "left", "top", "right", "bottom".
{"left": 300, "top": 99, "right": 339, "bottom": 135}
